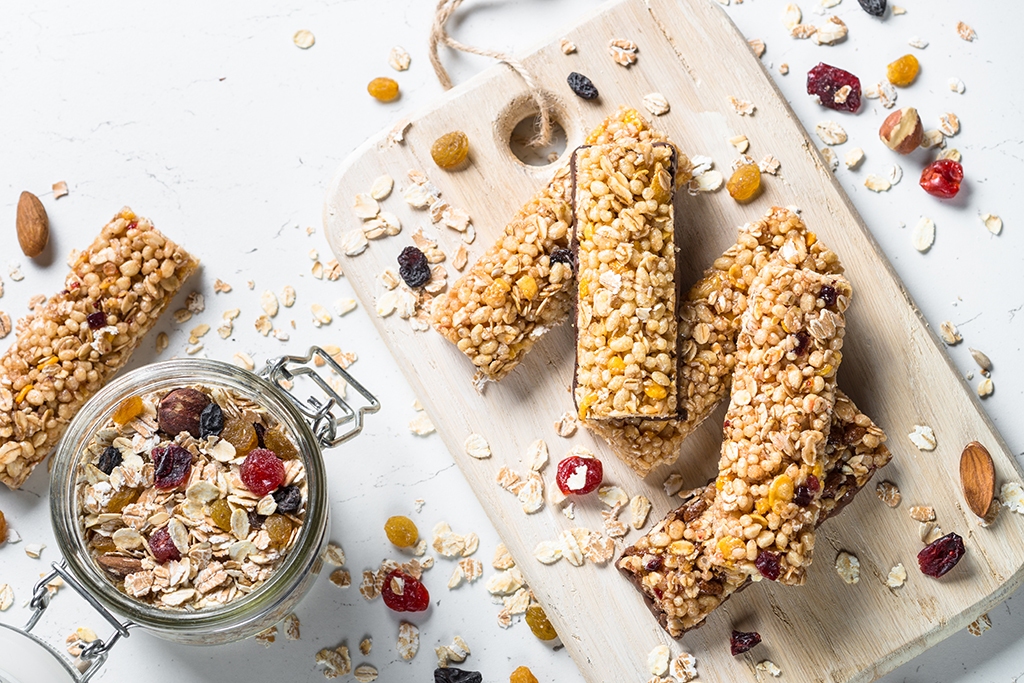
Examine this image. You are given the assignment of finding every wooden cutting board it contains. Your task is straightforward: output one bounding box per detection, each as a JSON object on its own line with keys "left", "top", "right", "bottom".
{"left": 323, "top": 0, "right": 1024, "bottom": 680}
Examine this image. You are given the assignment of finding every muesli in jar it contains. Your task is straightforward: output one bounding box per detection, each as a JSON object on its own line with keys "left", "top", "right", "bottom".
{"left": 76, "top": 384, "right": 306, "bottom": 610}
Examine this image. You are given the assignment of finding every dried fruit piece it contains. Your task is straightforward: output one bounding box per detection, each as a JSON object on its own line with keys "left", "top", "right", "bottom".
{"left": 151, "top": 443, "right": 192, "bottom": 489}
{"left": 920, "top": 159, "right": 963, "bottom": 198}
{"left": 435, "top": 668, "right": 483, "bottom": 683}
{"left": 887, "top": 54, "right": 920, "bottom": 88}
{"left": 0, "top": 510, "right": 7, "bottom": 545}
{"left": 731, "top": 630, "right": 762, "bottom": 656}
{"left": 272, "top": 485, "right": 302, "bottom": 514}
{"left": 806, "top": 63, "right": 861, "bottom": 113}
{"left": 386, "top": 515, "right": 420, "bottom": 548}
{"left": 149, "top": 526, "right": 181, "bottom": 563}
{"left": 112, "top": 395, "right": 144, "bottom": 426}
{"left": 222, "top": 417, "right": 258, "bottom": 455}
{"left": 96, "top": 446, "right": 123, "bottom": 475}
{"left": 567, "top": 71, "right": 599, "bottom": 100}
{"left": 524, "top": 604, "right": 558, "bottom": 640}
{"left": 264, "top": 514, "right": 293, "bottom": 547}
{"left": 431, "top": 131, "right": 470, "bottom": 169}
{"left": 367, "top": 77, "right": 400, "bottom": 102}
{"left": 556, "top": 455, "right": 603, "bottom": 495}
{"left": 398, "top": 246, "right": 431, "bottom": 288}
{"left": 918, "top": 532, "right": 966, "bottom": 577}
{"left": 961, "top": 442, "right": 996, "bottom": 519}
{"left": 240, "top": 449, "right": 285, "bottom": 496}
{"left": 726, "top": 164, "right": 762, "bottom": 202}
{"left": 158, "top": 388, "right": 211, "bottom": 437}
{"left": 755, "top": 550, "right": 781, "bottom": 581}
{"left": 509, "top": 666, "right": 539, "bottom": 683}
{"left": 858, "top": 0, "right": 886, "bottom": 15}
{"left": 107, "top": 487, "right": 140, "bottom": 513}
{"left": 265, "top": 428, "right": 299, "bottom": 460}
{"left": 382, "top": 569, "right": 430, "bottom": 612}
{"left": 86, "top": 311, "right": 107, "bottom": 329}
{"left": 210, "top": 499, "right": 233, "bottom": 532}
{"left": 879, "top": 107, "right": 923, "bottom": 154}
{"left": 199, "top": 403, "right": 224, "bottom": 438}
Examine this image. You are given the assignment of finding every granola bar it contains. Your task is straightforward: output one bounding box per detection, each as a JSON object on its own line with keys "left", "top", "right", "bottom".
{"left": 617, "top": 391, "right": 890, "bottom": 637}
{"left": 430, "top": 108, "right": 690, "bottom": 383}
{"left": 0, "top": 208, "right": 198, "bottom": 489}
{"left": 696, "top": 261, "right": 851, "bottom": 585}
{"left": 573, "top": 142, "right": 679, "bottom": 420}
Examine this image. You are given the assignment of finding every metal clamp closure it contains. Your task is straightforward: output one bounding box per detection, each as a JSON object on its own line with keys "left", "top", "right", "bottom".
{"left": 260, "top": 346, "right": 380, "bottom": 448}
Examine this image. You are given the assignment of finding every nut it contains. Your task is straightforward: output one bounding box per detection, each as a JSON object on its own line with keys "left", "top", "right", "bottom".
{"left": 158, "top": 388, "right": 211, "bottom": 437}
{"left": 16, "top": 191, "right": 49, "bottom": 258}
{"left": 960, "top": 441, "right": 995, "bottom": 519}
{"left": 879, "top": 107, "right": 923, "bottom": 154}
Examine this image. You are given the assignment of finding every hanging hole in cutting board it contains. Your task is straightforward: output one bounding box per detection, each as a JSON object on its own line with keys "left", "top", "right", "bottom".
{"left": 509, "top": 114, "right": 567, "bottom": 166}
{"left": 494, "top": 91, "right": 575, "bottom": 169}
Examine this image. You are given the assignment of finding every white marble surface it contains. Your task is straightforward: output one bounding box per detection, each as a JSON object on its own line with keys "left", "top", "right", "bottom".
{"left": 0, "top": 0, "right": 1021, "bottom": 681}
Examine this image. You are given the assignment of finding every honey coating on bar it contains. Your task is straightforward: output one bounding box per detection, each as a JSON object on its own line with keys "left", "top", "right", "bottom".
{"left": 430, "top": 108, "right": 691, "bottom": 383}
{"left": 618, "top": 391, "right": 890, "bottom": 637}
{"left": 0, "top": 208, "right": 198, "bottom": 489}
{"left": 573, "top": 142, "right": 678, "bottom": 420}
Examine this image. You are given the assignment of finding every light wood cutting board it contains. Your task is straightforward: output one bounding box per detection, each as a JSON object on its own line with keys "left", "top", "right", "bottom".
{"left": 323, "top": 0, "right": 1024, "bottom": 680}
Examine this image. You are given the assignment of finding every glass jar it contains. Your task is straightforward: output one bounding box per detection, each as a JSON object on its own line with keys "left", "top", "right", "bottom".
{"left": 32, "top": 349, "right": 377, "bottom": 664}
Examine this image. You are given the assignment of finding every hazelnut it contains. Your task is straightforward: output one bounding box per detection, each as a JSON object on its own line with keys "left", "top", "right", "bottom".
{"left": 158, "top": 388, "right": 211, "bottom": 437}
{"left": 879, "top": 107, "right": 923, "bottom": 154}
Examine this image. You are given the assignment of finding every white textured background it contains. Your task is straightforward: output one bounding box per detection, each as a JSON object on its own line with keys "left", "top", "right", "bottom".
{"left": 0, "top": 0, "right": 1021, "bottom": 681}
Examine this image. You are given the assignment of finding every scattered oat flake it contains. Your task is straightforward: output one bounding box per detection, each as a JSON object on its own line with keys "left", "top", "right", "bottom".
{"left": 758, "top": 154, "right": 780, "bottom": 175}
{"left": 813, "top": 16, "right": 847, "bottom": 45}
{"left": 876, "top": 480, "right": 901, "bottom": 507}
{"left": 1002, "top": 483, "right": 1024, "bottom": 513}
{"left": 293, "top": 29, "right": 315, "bottom": 49}
{"left": 559, "top": 37, "right": 576, "bottom": 54}
{"left": 892, "top": 5, "right": 906, "bottom": 13}
{"left": 912, "top": 217, "right": 935, "bottom": 252}
{"left": 398, "top": 621, "right": 419, "bottom": 660}
{"left": 341, "top": 229, "right": 369, "bottom": 256}
{"left": 864, "top": 174, "right": 891, "bottom": 193}
{"left": 283, "top": 613, "right": 300, "bottom": 640}
{"left": 756, "top": 660, "right": 782, "bottom": 678}
{"left": 255, "top": 626, "right": 277, "bottom": 647}
{"left": 671, "top": 653, "right": 698, "bottom": 682}
{"left": 815, "top": 121, "right": 847, "bottom": 145}
{"left": 909, "top": 505, "right": 936, "bottom": 522}
{"left": 260, "top": 290, "right": 279, "bottom": 318}
{"left": 844, "top": 147, "right": 864, "bottom": 169}
{"left": 648, "top": 644, "right": 671, "bottom": 676}
{"left": 967, "top": 613, "right": 992, "bottom": 637}
{"left": 0, "top": 584, "right": 12, "bottom": 611}
{"left": 778, "top": 63, "right": 789, "bottom": 75}
{"left": 835, "top": 551, "right": 860, "bottom": 584}
{"left": 370, "top": 174, "right": 394, "bottom": 200}
{"left": 979, "top": 213, "right": 1002, "bottom": 235}
{"left": 938, "top": 320, "right": 962, "bottom": 346}
{"left": 533, "top": 540, "right": 562, "bottom": 565}
{"left": 335, "top": 298, "right": 357, "bottom": 316}
{"left": 389, "top": 45, "right": 411, "bottom": 71}
{"left": 908, "top": 424, "right": 937, "bottom": 451}
{"left": 213, "top": 278, "right": 232, "bottom": 293}
{"left": 598, "top": 486, "right": 628, "bottom": 509}
{"left": 8, "top": 264, "right": 23, "bottom": 281}
{"left": 729, "top": 135, "right": 749, "bottom": 154}
{"left": 493, "top": 543, "right": 515, "bottom": 570}
{"left": 25, "top": 543, "right": 44, "bottom": 558}
{"left": 311, "top": 303, "right": 332, "bottom": 326}
{"left": 353, "top": 664, "right": 378, "bottom": 682}
{"left": 409, "top": 412, "right": 435, "bottom": 436}
{"left": 693, "top": 170, "right": 725, "bottom": 193}
{"left": 630, "top": 495, "right": 652, "bottom": 529}
{"left": 781, "top": 3, "right": 802, "bottom": 29}
{"left": 323, "top": 543, "right": 347, "bottom": 566}
{"left": 748, "top": 38, "right": 766, "bottom": 57}
{"left": 949, "top": 78, "right": 966, "bottom": 94}
{"left": 729, "top": 96, "right": 755, "bottom": 116}
{"left": 464, "top": 433, "right": 491, "bottom": 459}
{"left": 969, "top": 347, "right": 992, "bottom": 373}
{"left": 921, "top": 129, "right": 945, "bottom": 149}
{"left": 939, "top": 113, "right": 960, "bottom": 137}
{"left": 977, "top": 377, "right": 994, "bottom": 398}
{"left": 820, "top": 147, "right": 838, "bottom": 172}
{"left": 642, "top": 92, "right": 670, "bottom": 116}
{"left": 908, "top": 36, "right": 928, "bottom": 49}
{"left": 886, "top": 563, "right": 907, "bottom": 589}
{"left": 52, "top": 180, "right": 69, "bottom": 198}
{"left": 608, "top": 38, "right": 638, "bottom": 66}
{"left": 233, "top": 352, "right": 255, "bottom": 371}
{"left": 956, "top": 21, "right": 976, "bottom": 41}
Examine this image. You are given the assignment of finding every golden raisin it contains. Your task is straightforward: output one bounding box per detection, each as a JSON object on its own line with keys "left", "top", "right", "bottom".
{"left": 887, "top": 54, "right": 920, "bottom": 87}
{"left": 90, "top": 533, "right": 116, "bottom": 554}
{"left": 644, "top": 383, "right": 668, "bottom": 400}
{"left": 107, "top": 487, "right": 140, "bottom": 513}
{"left": 367, "top": 77, "right": 400, "bottom": 102}
{"left": 510, "top": 666, "right": 539, "bottom": 683}
{"left": 726, "top": 163, "right": 762, "bottom": 202}
{"left": 265, "top": 514, "right": 293, "bottom": 547}
{"left": 385, "top": 515, "right": 419, "bottom": 548}
{"left": 222, "top": 417, "right": 257, "bottom": 456}
{"left": 525, "top": 605, "right": 558, "bottom": 641}
{"left": 265, "top": 428, "right": 299, "bottom": 460}
{"left": 0, "top": 510, "right": 7, "bottom": 545}
{"left": 431, "top": 131, "right": 470, "bottom": 169}
{"left": 112, "top": 395, "right": 144, "bottom": 426}
{"left": 210, "top": 499, "right": 233, "bottom": 533}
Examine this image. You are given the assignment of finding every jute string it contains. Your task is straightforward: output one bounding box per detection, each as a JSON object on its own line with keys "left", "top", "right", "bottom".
{"left": 428, "top": 0, "right": 554, "bottom": 147}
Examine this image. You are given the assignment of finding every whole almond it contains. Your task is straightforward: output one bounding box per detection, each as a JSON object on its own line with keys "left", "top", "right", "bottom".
{"left": 16, "top": 191, "right": 49, "bottom": 258}
{"left": 960, "top": 441, "right": 995, "bottom": 519}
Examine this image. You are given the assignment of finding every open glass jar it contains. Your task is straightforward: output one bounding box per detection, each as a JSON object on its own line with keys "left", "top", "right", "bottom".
{"left": 2, "top": 348, "right": 377, "bottom": 682}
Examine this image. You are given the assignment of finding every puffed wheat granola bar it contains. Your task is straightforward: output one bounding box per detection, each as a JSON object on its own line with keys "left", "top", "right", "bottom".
{"left": 573, "top": 142, "right": 679, "bottom": 420}
{"left": 0, "top": 208, "right": 198, "bottom": 489}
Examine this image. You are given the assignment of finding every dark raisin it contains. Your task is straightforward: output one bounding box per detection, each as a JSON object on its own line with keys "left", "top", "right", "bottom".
{"left": 151, "top": 443, "right": 192, "bottom": 489}
{"left": 272, "top": 485, "right": 303, "bottom": 514}
{"left": 806, "top": 63, "right": 862, "bottom": 113}
{"left": 792, "top": 331, "right": 811, "bottom": 356}
{"left": 819, "top": 285, "right": 837, "bottom": 308}
{"left": 566, "top": 71, "right": 599, "bottom": 100}
{"left": 918, "top": 532, "right": 966, "bottom": 578}
{"left": 148, "top": 526, "right": 181, "bottom": 563}
{"left": 857, "top": 0, "right": 886, "bottom": 16}
{"left": 397, "top": 246, "right": 431, "bottom": 288}
{"left": 821, "top": 471, "right": 847, "bottom": 499}
{"left": 843, "top": 425, "right": 867, "bottom": 445}
{"left": 682, "top": 497, "right": 708, "bottom": 523}
{"left": 730, "top": 629, "right": 762, "bottom": 656}
{"left": 698, "top": 579, "right": 724, "bottom": 596}
{"left": 550, "top": 248, "right": 573, "bottom": 266}
{"left": 247, "top": 509, "right": 266, "bottom": 530}
{"left": 96, "top": 446, "right": 123, "bottom": 475}
{"left": 253, "top": 422, "right": 267, "bottom": 449}
{"left": 87, "top": 311, "right": 107, "bottom": 329}
{"left": 199, "top": 403, "right": 224, "bottom": 438}
{"left": 755, "top": 550, "right": 781, "bottom": 581}
{"left": 644, "top": 555, "right": 664, "bottom": 572}
{"left": 794, "top": 475, "right": 820, "bottom": 507}
{"left": 434, "top": 668, "right": 483, "bottom": 683}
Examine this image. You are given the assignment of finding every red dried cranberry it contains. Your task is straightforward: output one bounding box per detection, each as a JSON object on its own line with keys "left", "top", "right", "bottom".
{"left": 240, "top": 449, "right": 285, "bottom": 497}
{"left": 819, "top": 285, "right": 837, "bottom": 307}
{"left": 555, "top": 455, "right": 603, "bottom": 495}
{"left": 382, "top": 569, "right": 430, "bottom": 612}
{"left": 730, "top": 629, "right": 762, "bottom": 656}
{"left": 918, "top": 532, "right": 966, "bottom": 577}
{"left": 794, "top": 474, "right": 820, "bottom": 507}
{"left": 755, "top": 550, "right": 781, "bottom": 581}
{"left": 397, "top": 246, "right": 431, "bottom": 288}
{"left": 792, "top": 331, "right": 811, "bottom": 355}
{"left": 920, "top": 159, "right": 963, "bottom": 199}
{"left": 87, "top": 311, "right": 107, "bottom": 329}
{"left": 807, "top": 63, "right": 861, "bottom": 113}
{"left": 149, "top": 526, "right": 181, "bottom": 563}
{"left": 644, "top": 556, "right": 664, "bottom": 572}
{"left": 151, "top": 443, "right": 192, "bottom": 489}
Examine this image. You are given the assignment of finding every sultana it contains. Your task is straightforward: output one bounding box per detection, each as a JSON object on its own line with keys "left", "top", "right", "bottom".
{"left": 726, "top": 163, "right": 762, "bottom": 202}
{"left": 431, "top": 131, "right": 470, "bottom": 169}
{"left": 265, "top": 427, "right": 299, "bottom": 460}
{"left": 887, "top": 54, "right": 919, "bottom": 88}
{"left": 367, "top": 77, "right": 400, "bottom": 102}
{"left": 222, "top": 417, "right": 258, "bottom": 456}
{"left": 510, "top": 666, "right": 539, "bottom": 683}
{"left": 112, "top": 395, "right": 144, "bottom": 426}
{"left": 385, "top": 515, "right": 419, "bottom": 548}
{"left": 210, "top": 499, "right": 233, "bottom": 533}
{"left": 265, "top": 514, "right": 293, "bottom": 547}
{"left": 524, "top": 604, "right": 558, "bottom": 641}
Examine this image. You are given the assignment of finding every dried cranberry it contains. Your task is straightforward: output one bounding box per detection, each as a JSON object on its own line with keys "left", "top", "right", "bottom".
{"left": 918, "top": 532, "right": 966, "bottom": 578}
{"left": 550, "top": 248, "right": 573, "bottom": 266}
{"left": 240, "top": 449, "right": 285, "bottom": 497}
{"left": 567, "top": 71, "right": 599, "bottom": 100}
{"left": 382, "top": 569, "right": 430, "bottom": 612}
{"left": 819, "top": 285, "right": 837, "bottom": 307}
{"left": 920, "top": 159, "right": 963, "bottom": 199}
{"left": 149, "top": 526, "right": 181, "bottom": 563}
{"left": 434, "top": 668, "right": 482, "bottom": 683}
{"left": 555, "top": 455, "right": 603, "bottom": 495}
{"left": 858, "top": 0, "right": 886, "bottom": 16}
{"left": 730, "top": 629, "right": 762, "bottom": 656}
{"left": 644, "top": 555, "right": 664, "bottom": 572}
{"left": 87, "top": 311, "right": 107, "bottom": 329}
{"left": 755, "top": 550, "right": 781, "bottom": 581}
{"left": 793, "top": 475, "right": 820, "bottom": 507}
{"left": 397, "top": 246, "right": 431, "bottom": 288}
{"left": 272, "top": 485, "right": 302, "bottom": 514}
{"left": 792, "top": 331, "right": 811, "bottom": 355}
{"left": 96, "top": 446, "right": 122, "bottom": 475}
{"left": 806, "top": 63, "right": 861, "bottom": 113}
{"left": 151, "top": 443, "right": 192, "bottom": 489}
{"left": 199, "top": 403, "right": 224, "bottom": 438}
